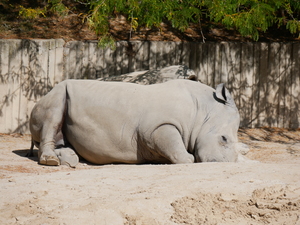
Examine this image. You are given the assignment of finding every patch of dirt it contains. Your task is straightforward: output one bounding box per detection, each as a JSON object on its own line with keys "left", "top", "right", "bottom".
{"left": 171, "top": 185, "right": 300, "bottom": 225}
{"left": 238, "top": 127, "right": 300, "bottom": 143}
{"left": 238, "top": 128, "right": 300, "bottom": 163}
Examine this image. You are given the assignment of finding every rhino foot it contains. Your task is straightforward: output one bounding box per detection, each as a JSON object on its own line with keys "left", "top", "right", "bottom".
{"left": 39, "top": 154, "right": 60, "bottom": 166}
{"left": 54, "top": 148, "right": 79, "bottom": 168}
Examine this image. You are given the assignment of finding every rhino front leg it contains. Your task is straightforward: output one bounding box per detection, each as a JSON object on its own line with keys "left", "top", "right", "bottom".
{"left": 151, "top": 125, "right": 194, "bottom": 164}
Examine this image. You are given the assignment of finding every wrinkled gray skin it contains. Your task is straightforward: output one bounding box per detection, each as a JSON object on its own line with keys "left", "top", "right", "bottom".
{"left": 29, "top": 79, "right": 240, "bottom": 167}
{"left": 98, "top": 65, "right": 197, "bottom": 84}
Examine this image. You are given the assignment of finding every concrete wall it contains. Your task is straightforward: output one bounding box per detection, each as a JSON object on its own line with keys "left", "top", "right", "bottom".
{"left": 0, "top": 39, "right": 299, "bottom": 133}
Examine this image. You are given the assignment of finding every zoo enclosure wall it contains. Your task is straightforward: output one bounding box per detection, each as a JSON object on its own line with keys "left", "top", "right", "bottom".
{"left": 0, "top": 39, "right": 299, "bottom": 134}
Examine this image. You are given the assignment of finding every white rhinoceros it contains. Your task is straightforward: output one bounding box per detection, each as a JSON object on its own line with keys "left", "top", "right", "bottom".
{"left": 29, "top": 79, "right": 240, "bottom": 167}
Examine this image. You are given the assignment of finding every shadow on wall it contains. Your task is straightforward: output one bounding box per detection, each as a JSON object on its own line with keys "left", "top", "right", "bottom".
{"left": 64, "top": 41, "right": 162, "bottom": 79}
{"left": 0, "top": 40, "right": 299, "bottom": 133}
{"left": 0, "top": 39, "right": 63, "bottom": 133}
{"left": 201, "top": 42, "right": 300, "bottom": 129}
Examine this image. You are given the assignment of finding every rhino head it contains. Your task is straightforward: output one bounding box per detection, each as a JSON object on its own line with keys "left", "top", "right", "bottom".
{"left": 195, "top": 83, "right": 240, "bottom": 163}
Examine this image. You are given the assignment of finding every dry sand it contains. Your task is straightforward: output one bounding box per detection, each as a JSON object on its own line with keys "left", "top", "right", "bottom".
{"left": 0, "top": 128, "right": 300, "bottom": 225}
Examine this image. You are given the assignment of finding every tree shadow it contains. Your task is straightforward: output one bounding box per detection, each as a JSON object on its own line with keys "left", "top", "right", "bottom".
{"left": 1, "top": 39, "right": 299, "bottom": 133}
{"left": 239, "top": 127, "right": 300, "bottom": 143}
{"left": 0, "top": 39, "right": 59, "bottom": 133}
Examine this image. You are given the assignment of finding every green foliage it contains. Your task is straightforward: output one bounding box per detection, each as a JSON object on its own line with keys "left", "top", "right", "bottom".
{"left": 17, "top": 0, "right": 69, "bottom": 20}
{"left": 48, "top": 0, "right": 69, "bottom": 17}
{"left": 286, "top": 19, "right": 300, "bottom": 34}
{"left": 205, "top": 0, "right": 300, "bottom": 41}
{"left": 11, "top": 0, "right": 300, "bottom": 45}
{"left": 18, "top": 5, "right": 46, "bottom": 20}
{"left": 85, "top": 0, "right": 204, "bottom": 46}
{"left": 98, "top": 34, "right": 116, "bottom": 49}
{"left": 164, "top": 0, "right": 202, "bottom": 31}
{"left": 85, "top": 0, "right": 300, "bottom": 45}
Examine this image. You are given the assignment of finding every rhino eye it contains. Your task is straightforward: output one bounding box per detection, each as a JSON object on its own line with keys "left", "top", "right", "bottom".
{"left": 221, "top": 136, "right": 227, "bottom": 143}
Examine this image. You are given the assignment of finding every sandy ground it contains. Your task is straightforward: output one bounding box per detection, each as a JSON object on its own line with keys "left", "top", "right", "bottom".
{"left": 0, "top": 128, "right": 300, "bottom": 225}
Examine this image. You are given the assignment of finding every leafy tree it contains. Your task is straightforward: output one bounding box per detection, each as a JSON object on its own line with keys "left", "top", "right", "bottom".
{"left": 205, "top": 0, "right": 300, "bottom": 41}
{"left": 18, "top": 5, "right": 46, "bottom": 20}
{"left": 86, "top": 0, "right": 203, "bottom": 45}
{"left": 10, "top": 0, "right": 300, "bottom": 43}
{"left": 85, "top": 0, "right": 300, "bottom": 42}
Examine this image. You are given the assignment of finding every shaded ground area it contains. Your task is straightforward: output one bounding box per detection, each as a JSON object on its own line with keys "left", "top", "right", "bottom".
{"left": 0, "top": 128, "right": 300, "bottom": 224}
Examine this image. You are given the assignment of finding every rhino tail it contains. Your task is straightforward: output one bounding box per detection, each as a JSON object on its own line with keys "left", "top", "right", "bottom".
{"left": 26, "top": 138, "right": 35, "bottom": 157}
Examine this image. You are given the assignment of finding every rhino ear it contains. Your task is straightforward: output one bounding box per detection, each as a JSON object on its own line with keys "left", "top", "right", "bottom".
{"left": 214, "top": 83, "right": 236, "bottom": 107}
{"left": 215, "top": 83, "right": 227, "bottom": 103}
{"left": 188, "top": 75, "right": 197, "bottom": 81}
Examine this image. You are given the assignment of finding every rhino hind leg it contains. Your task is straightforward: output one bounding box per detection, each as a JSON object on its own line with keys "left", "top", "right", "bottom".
{"left": 151, "top": 125, "right": 194, "bottom": 164}
{"left": 54, "top": 148, "right": 79, "bottom": 168}
{"left": 30, "top": 82, "right": 68, "bottom": 166}
{"left": 38, "top": 123, "right": 65, "bottom": 166}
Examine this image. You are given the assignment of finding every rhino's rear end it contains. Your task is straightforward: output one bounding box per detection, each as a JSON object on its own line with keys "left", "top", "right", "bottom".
{"left": 29, "top": 81, "right": 69, "bottom": 165}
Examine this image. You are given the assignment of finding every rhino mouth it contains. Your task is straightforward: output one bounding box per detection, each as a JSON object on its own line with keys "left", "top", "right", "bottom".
{"left": 209, "top": 159, "right": 218, "bottom": 162}
{"left": 195, "top": 155, "right": 218, "bottom": 163}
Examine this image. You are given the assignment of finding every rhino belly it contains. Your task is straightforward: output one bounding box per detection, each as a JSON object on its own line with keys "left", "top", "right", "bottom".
{"left": 63, "top": 118, "right": 140, "bottom": 165}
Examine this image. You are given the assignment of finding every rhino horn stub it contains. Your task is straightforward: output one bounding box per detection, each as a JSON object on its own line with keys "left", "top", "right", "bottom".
{"left": 214, "top": 83, "right": 236, "bottom": 107}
